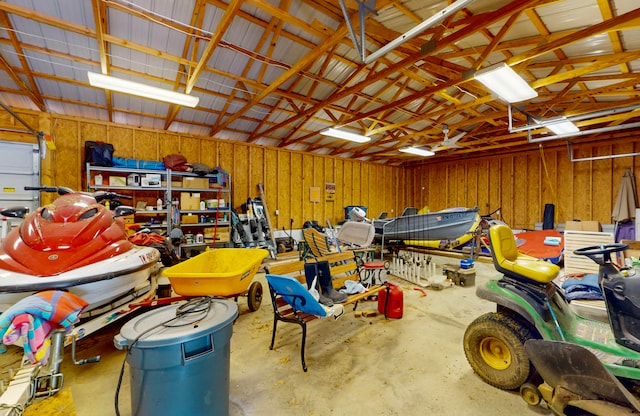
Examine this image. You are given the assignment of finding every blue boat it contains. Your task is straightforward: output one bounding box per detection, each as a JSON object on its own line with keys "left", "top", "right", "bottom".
{"left": 373, "top": 206, "right": 480, "bottom": 241}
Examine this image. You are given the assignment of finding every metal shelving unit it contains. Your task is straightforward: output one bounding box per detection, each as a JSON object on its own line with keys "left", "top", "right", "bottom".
{"left": 86, "top": 164, "right": 232, "bottom": 248}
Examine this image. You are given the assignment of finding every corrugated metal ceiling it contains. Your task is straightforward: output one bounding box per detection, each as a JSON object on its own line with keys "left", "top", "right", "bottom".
{"left": 0, "top": 0, "right": 637, "bottom": 164}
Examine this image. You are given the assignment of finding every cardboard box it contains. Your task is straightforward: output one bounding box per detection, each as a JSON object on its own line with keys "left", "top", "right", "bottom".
{"left": 142, "top": 173, "right": 161, "bottom": 187}
{"left": 180, "top": 192, "right": 201, "bottom": 210}
{"left": 182, "top": 177, "right": 209, "bottom": 189}
{"left": 565, "top": 220, "right": 601, "bottom": 232}
{"left": 205, "top": 226, "right": 229, "bottom": 242}
{"left": 622, "top": 240, "right": 640, "bottom": 265}
{"left": 109, "top": 176, "right": 126, "bottom": 186}
{"left": 181, "top": 214, "right": 199, "bottom": 224}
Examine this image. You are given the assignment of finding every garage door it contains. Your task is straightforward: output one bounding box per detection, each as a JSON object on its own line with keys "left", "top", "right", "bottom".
{"left": 0, "top": 141, "right": 40, "bottom": 214}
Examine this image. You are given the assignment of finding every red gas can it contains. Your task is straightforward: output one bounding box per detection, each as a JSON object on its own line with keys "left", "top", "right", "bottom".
{"left": 378, "top": 282, "right": 403, "bottom": 319}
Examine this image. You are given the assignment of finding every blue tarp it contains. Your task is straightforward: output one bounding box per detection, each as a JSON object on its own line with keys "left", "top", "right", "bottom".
{"left": 112, "top": 156, "right": 165, "bottom": 170}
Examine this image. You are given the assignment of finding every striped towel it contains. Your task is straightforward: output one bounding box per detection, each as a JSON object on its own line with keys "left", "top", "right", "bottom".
{"left": 0, "top": 291, "right": 88, "bottom": 364}
{"left": 2, "top": 313, "right": 53, "bottom": 364}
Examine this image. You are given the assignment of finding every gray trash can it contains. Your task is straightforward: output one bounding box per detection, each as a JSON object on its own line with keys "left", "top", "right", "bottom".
{"left": 114, "top": 298, "right": 238, "bottom": 416}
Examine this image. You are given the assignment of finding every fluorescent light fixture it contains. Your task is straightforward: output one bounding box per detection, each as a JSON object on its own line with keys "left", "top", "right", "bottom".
{"left": 542, "top": 116, "right": 579, "bottom": 135}
{"left": 399, "top": 146, "right": 435, "bottom": 157}
{"left": 474, "top": 63, "right": 537, "bottom": 103}
{"left": 320, "top": 128, "right": 371, "bottom": 143}
{"left": 87, "top": 72, "right": 199, "bottom": 108}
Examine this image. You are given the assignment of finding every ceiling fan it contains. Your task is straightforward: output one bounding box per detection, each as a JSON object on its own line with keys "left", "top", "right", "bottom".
{"left": 430, "top": 124, "right": 466, "bottom": 152}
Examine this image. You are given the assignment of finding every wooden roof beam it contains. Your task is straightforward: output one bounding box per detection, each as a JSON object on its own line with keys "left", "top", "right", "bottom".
{"left": 0, "top": 12, "right": 45, "bottom": 111}
{"left": 185, "top": 0, "right": 243, "bottom": 94}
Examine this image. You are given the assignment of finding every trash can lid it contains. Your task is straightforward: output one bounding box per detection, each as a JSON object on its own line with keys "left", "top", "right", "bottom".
{"left": 115, "top": 298, "right": 238, "bottom": 349}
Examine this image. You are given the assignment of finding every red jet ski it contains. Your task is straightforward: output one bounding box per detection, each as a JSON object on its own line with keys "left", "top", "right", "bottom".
{"left": 0, "top": 187, "right": 160, "bottom": 312}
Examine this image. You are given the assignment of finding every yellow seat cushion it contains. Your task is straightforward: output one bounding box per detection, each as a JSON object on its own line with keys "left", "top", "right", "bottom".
{"left": 490, "top": 224, "right": 559, "bottom": 283}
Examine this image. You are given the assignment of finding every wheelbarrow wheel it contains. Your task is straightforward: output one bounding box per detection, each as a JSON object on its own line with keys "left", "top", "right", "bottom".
{"left": 247, "top": 281, "right": 263, "bottom": 312}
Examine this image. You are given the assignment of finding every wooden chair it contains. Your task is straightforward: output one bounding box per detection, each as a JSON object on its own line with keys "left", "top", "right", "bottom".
{"left": 302, "top": 227, "right": 333, "bottom": 258}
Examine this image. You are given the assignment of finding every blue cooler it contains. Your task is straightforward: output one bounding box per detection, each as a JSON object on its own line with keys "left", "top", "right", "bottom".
{"left": 114, "top": 299, "right": 238, "bottom": 416}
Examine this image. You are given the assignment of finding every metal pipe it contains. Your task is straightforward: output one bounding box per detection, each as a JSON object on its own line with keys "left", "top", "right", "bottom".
{"left": 359, "top": 1, "right": 367, "bottom": 62}
{"left": 567, "top": 103, "right": 640, "bottom": 122}
{"left": 364, "top": 0, "right": 474, "bottom": 64}
{"left": 528, "top": 120, "right": 640, "bottom": 143}
{"left": 568, "top": 141, "right": 640, "bottom": 162}
{"left": 47, "top": 330, "right": 65, "bottom": 391}
{"left": 0, "top": 102, "right": 37, "bottom": 135}
{"left": 339, "top": 0, "right": 362, "bottom": 61}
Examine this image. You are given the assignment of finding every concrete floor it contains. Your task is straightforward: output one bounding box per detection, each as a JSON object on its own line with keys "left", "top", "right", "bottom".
{"left": 1, "top": 253, "right": 552, "bottom": 416}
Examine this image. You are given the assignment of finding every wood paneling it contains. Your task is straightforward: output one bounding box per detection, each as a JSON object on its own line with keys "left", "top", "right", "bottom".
{"left": 4, "top": 109, "right": 640, "bottom": 232}
{"left": 290, "top": 152, "right": 303, "bottom": 226}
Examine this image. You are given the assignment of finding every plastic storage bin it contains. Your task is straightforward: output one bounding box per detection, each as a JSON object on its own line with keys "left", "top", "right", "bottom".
{"left": 114, "top": 299, "right": 238, "bottom": 416}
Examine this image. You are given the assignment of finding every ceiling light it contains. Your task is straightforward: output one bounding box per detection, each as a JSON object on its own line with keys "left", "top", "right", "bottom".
{"left": 474, "top": 63, "right": 537, "bottom": 103}
{"left": 320, "top": 128, "right": 371, "bottom": 143}
{"left": 542, "top": 116, "right": 579, "bottom": 135}
{"left": 399, "top": 147, "right": 435, "bottom": 157}
{"left": 87, "top": 72, "right": 199, "bottom": 108}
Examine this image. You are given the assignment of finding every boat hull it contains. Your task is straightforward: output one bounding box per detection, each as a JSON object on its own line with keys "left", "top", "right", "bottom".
{"left": 0, "top": 245, "right": 160, "bottom": 312}
{"left": 374, "top": 207, "right": 480, "bottom": 241}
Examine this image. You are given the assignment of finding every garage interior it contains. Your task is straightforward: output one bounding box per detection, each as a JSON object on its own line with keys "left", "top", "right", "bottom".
{"left": 0, "top": 0, "right": 640, "bottom": 415}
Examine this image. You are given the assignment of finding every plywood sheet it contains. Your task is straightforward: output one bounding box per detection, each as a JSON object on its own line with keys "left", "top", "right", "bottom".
{"left": 334, "top": 158, "right": 344, "bottom": 220}
{"left": 199, "top": 140, "right": 217, "bottom": 168}
{"left": 233, "top": 145, "right": 249, "bottom": 210}
{"left": 157, "top": 132, "right": 181, "bottom": 159}
{"left": 53, "top": 119, "right": 81, "bottom": 191}
{"left": 180, "top": 136, "right": 200, "bottom": 164}
{"left": 302, "top": 153, "right": 314, "bottom": 220}
{"left": 133, "top": 130, "right": 157, "bottom": 160}
{"left": 290, "top": 152, "right": 303, "bottom": 225}
{"left": 109, "top": 126, "right": 134, "bottom": 158}
{"left": 524, "top": 153, "right": 540, "bottom": 229}
{"left": 264, "top": 148, "right": 278, "bottom": 227}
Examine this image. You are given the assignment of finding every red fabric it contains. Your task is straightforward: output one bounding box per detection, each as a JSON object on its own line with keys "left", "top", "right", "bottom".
{"left": 514, "top": 230, "right": 563, "bottom": 261}
{"left": 129, "top": 232, "right": 165, "bottom": 246}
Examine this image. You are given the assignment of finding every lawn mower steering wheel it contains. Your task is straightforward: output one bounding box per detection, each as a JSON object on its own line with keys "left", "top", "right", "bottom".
{"left": 573, "top": 243, "right": 628, "bottom": 265}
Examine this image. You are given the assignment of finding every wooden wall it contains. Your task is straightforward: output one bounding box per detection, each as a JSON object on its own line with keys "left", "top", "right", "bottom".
{"left": 1, "top": 108, "right": 639, "bottom": 230}
{"left": 0, "top": 111, "right": 406, "bottom": 228}
{"left": 404, "top": 140, "right": 640, "bottom": 229}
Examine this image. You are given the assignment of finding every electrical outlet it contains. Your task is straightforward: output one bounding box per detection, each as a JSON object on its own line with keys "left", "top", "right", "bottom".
{"left": 275, "top": 209, "right": 279, "bottom": 216}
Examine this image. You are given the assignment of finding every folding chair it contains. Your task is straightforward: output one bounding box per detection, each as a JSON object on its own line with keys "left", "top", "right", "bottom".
{"left": 336, "top": 222, "right": 387, "bottom": 285}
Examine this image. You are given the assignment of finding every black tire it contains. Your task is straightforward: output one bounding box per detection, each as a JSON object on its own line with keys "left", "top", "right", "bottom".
{"left": 463, "top": 312, "right": 536, "bottom": 390}
{"left": 247, "top": 281, "right": 263, "bottom": 312}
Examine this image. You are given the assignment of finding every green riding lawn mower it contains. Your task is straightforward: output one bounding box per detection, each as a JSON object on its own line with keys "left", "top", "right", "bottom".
{"left": 463, "top": 224, "right": 640, "bottom": 415}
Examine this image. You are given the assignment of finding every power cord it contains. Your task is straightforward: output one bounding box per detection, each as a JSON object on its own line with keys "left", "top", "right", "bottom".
{"left": 114, "top": 297, "right": 214, "bottom": 416}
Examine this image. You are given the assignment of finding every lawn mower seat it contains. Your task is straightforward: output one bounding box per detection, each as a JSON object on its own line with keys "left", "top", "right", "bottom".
{"left": 489, "top": 224, "right": 560, "bottom": 284}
